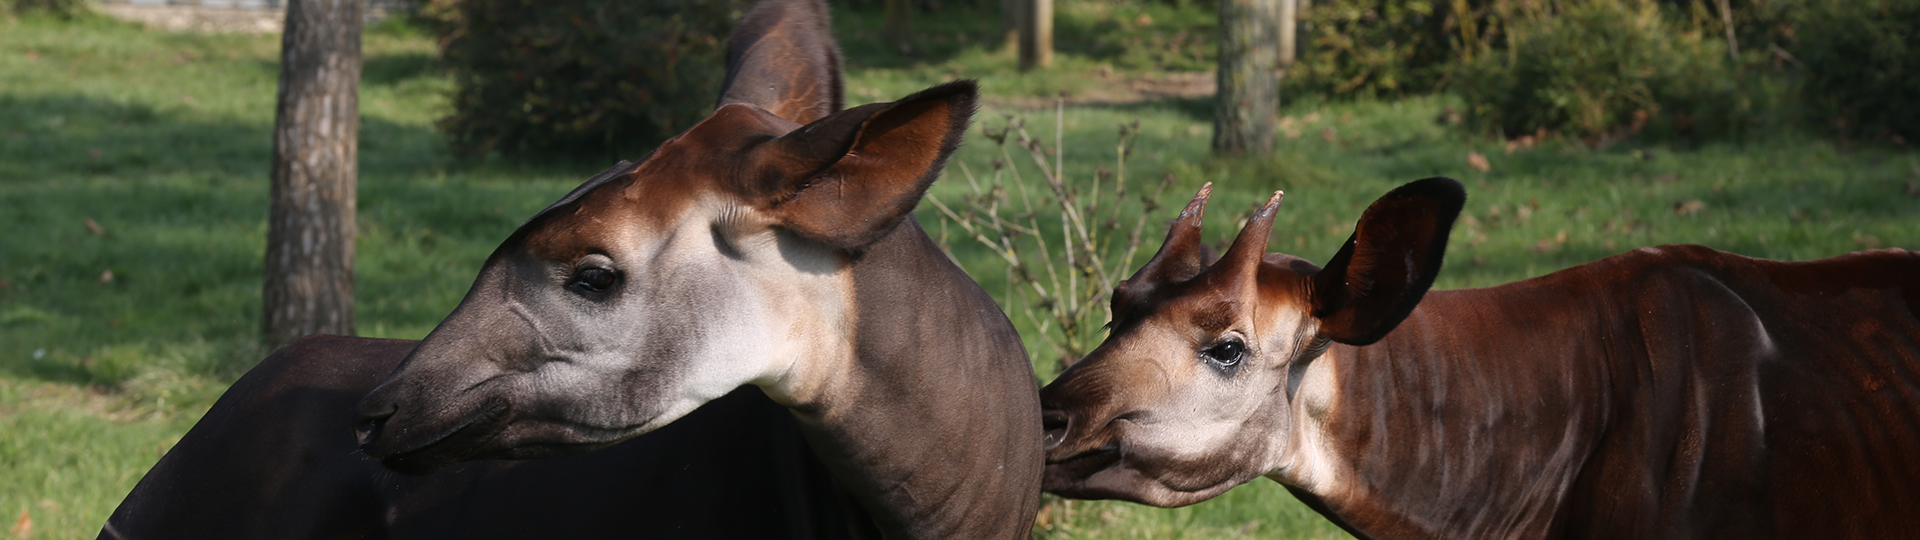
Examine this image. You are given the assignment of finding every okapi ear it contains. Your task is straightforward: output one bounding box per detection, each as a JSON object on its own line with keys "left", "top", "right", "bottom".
{"left": 1311, "top": 177, "right": 1466, "bottom": 345}
{"left": 744, "top": 80, "right": 977, "bottom": 250}
{"left": 716, "top": 0, "right": 844, "bottom": 124}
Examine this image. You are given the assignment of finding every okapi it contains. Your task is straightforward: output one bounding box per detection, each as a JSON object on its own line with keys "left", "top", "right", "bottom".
{"left": 1039, "top": 177, "right": 1920, "bottom": 539}
{"left": 101, "top": 0, "right": 1043, "bottom": 537}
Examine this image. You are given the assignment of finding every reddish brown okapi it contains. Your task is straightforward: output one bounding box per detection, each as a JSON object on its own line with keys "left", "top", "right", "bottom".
{"left": 100, "top": 0, "right": 1042, "bottom": 538}
{"left": 1040, "top": 177, "right": 1920, "bottom": 539}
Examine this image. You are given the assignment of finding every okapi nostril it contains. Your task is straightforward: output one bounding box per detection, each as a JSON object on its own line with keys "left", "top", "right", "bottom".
{"left": 355, "top": 407, "right": 394, "bottom": 447}
{"left": 354, "top": 417, "right": 382, "bottom": 446}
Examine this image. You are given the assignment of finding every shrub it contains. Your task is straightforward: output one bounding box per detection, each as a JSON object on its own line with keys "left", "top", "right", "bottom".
{"left": 425, "top": 0, "right": 746, "bottom": 158}
{"left": 1452, "top": 0, "right": 1741, "bottom": 140}
{"left": 4, "top": 0, "right": 90, "bottom": 18}
{"left": 1287, "top": 0, "right": 1495, "bottom": 98}
{"left": 1795, "top": 0, "right": 1920, "bottom": 141}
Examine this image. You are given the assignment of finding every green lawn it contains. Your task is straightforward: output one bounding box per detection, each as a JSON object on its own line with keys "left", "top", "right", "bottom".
{"left": 2, "top": 8, "right": 1916, "bottom": 540}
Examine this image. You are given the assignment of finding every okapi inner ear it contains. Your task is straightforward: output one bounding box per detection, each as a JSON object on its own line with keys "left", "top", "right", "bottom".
{"left": 746, "top": 80, "right": 978, "bottom": 250}
{"left": 1311, "top": 177, "right": 1466, "bottom": 346}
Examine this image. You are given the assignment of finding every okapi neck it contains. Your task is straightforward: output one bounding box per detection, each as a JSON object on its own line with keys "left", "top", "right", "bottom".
{"left": 786, "top": 218, "right": 1044, "bottom": 539}
{"left": 1302, "top": 288, "right": 1614, "bottom": 540}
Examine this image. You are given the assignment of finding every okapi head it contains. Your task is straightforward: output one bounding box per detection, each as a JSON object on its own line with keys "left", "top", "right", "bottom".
{"left": 354, "top": 0, "right": 977, "bottom": 474}
{"left": 1040, "top": 178, "right": 1465, "bottom": 506}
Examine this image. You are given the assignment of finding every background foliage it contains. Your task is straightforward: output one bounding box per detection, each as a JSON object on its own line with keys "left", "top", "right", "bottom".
{"left": 422, "top": 0, "right": 745, "bottom": 158}
{"left": 1795, "top": 0, "right": 1920, "bottom": 141}
{"left": 1451, "top": 0, "right": 1742, "bottom": 140}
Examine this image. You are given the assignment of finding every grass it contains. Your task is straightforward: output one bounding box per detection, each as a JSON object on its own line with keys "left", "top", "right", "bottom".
{"left": 1, "top": 5, "right": 1916, "bottom": 540}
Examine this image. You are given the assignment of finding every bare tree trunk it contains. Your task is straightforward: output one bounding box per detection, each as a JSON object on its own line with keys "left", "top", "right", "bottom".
{"left": 1279, "top": 0, "right": 1297, "bottom": 68}
{"left": 884, "top": 0, "right": 912, "bottom": 50}
{"left": 1716, "top": 0, "right": 1739, "bottom": 64}
{"left": 1214, "top": 0, "right": 1280, "bottom": 156}
{"left": 1001, "top": 0, "right": 1019, "bottom": 52}
{"left": 1018, "top": 0, "right": 1051, "bottom": 70}
{"left": 263, "top": 0, "right": 363, "bottom": 348}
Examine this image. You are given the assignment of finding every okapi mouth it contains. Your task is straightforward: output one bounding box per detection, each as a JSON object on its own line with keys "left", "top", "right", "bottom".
{"left": 363, "top": 396, "right": 513, "bottom": 475}
{"left": 1041, "top": 441, "right": 1122, "bottom": 489}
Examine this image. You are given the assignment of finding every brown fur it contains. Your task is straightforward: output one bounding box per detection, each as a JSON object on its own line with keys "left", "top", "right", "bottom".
{"left": 1042, "top": 178, "right": 1920, "bottom": 539}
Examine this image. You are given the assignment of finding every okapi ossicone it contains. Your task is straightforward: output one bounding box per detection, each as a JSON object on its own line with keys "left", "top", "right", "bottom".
{"left": 101, "top": 0, "right": 1043, "bottom": 537}
{"left": 1040, "top": 177, "right": 1920, "bottom": 539}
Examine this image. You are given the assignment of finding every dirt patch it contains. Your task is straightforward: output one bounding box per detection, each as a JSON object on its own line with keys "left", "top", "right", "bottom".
{"left": 986, "top": 69, "right": 1215, "bottom": 109}
{"left": 97, "top": 4, "right": 286, "bottom": 33}
{"left": 96, "top": 4, "right": 400, "bottom": 33}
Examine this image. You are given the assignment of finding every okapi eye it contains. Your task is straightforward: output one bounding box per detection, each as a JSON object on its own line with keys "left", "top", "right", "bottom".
{"left": 571, "top": 267, "right": 618, "bottom": 295}
{"left": 1204, "top": 340, "right": 1248, "bottom": 368}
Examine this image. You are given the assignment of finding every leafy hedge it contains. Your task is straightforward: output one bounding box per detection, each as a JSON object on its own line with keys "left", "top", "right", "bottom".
{"left": 1796, "top": 0, "right": 1920, "bottom": 140}
{"left": 1451, "top": 0, "right": 1741, "bottom": 140}
{"left": 423, "top": 0, "right": 746, "bottom": 158}
{"left": 3, "top": 0, "right": 89, "bottom": 18}
{"left": 1286, "top": 0, "right": 1498, "bottom": 97}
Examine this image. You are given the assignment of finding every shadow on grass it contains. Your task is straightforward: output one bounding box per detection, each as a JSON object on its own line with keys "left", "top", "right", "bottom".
{"left": 0, "top": 92, "right": 458, "bottom": 390}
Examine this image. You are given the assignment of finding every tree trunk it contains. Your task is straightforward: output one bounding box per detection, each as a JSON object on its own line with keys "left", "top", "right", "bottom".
{"left": 263, "top": 0, "right": 363, "bottom": 348}
{"left": 1018, "top": 0, "right": 1051, "bottom": 70}
{"left": 1214, "top": 0, "right": 1280, "bottom": 156}
{"left": 884, "top": 0, "right": 912, "bottom": 50}
{"left": 1279, "top": 0, "right": 1297, "bottom": 68}
{"left": 1716, "top": 0, "right": 1738, "bottom": 64}
{"left": 1001, "top": 0, "right": 1019, "bottom": 52}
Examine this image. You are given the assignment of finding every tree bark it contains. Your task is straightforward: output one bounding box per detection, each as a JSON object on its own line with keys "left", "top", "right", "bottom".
{"left": 263, "top": 0, "right": 363, "bottom": 348}
{"left": 1716, "top": 0, "right": 1738, "bottom": 64}
{"left": 1001, "top": 0, "right": 1019, "bottom": 53}
{"left": 884, "top": 0, "right": 912, "bottom": 50}
{"left": 1279, "top": 0, "right": 1297, "bottom": 68}
{"left": 1214, "top": 0, "right": 1280, "bottom": 156}
{"left": 1018, "top": 0, "right": 1051, "bottom": 70}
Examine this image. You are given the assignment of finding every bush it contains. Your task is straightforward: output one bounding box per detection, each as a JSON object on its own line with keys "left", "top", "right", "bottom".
{"left": 425, "top": 0, "right": 746, "bottom": 158}
{"left": 4, "top": 0, "right": 90, "bottom": 18}
{"left": 1452, "top": 0, "right": 1741, "bottom": 140}
{"left": 1287, "top": 0, "right": 1496, "bottom": 98}
{"left": 1795, "top": 0, "right": 1920, "bottom": 141}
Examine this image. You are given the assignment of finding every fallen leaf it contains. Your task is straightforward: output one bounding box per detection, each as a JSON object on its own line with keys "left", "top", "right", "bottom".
{"left": 1673, "top": 200, "right": 1706, "bottom": 216}
{"left": 1134, "top": 13, "right": 1154, "bottom": 27}
{"left": 84, "top": 217, "right": 103, "bottom": 236}
{"left": 99, "top": 270, "right": 114, "bottom": 284}
{"left": 10, "top": 509, "right": 29, "bottom": 539}
{"left": 24, "top": 50, "right": 38, "bottom": 61}
{"left": 88, "top": 148, "right": 102, "bottom": 160}
{"left": 1854, "top": 234, "right": 1881, "bottom": 249}
{"left": 1186, "top": 124, "right": 1204, "bottom": 136}
{"left": 1467, "top": 151, "right": 1491, "bottom": 172}
{"left": 1321, "top": 126, "right": 1337, "bottom": 143}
